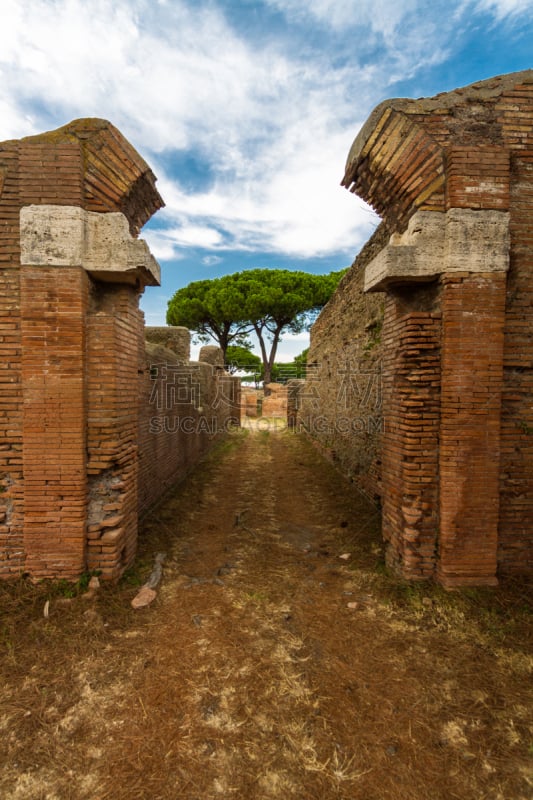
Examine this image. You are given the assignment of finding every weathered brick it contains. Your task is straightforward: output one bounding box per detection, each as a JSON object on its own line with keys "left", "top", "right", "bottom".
{"left": 304, "top": 70, "right": 533, "bottom": 585}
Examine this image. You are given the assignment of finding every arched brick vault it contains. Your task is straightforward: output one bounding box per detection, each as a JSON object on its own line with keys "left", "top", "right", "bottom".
{"left": 300, "top": 70, "right": 533, "bottom": 587}
{"left": 341, "top": 69, "right": 532, "bottom": 223}
{"left": 16, "top": 117, "right": 164, "bottom": 235}
{"left": 342, "top": 107, "right": 446, "bottom": 229}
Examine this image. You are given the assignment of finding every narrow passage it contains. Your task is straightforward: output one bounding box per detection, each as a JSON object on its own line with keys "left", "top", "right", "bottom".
{"left": 2, "top": 427, "right": 530, "bottom": 800}
{"left": 95, "top": 428, "right": 530, "bottom": 800}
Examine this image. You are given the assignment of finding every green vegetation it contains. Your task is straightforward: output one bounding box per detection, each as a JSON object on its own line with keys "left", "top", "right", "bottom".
{"left": 363, "top": 317, "right": 383, "bottom": 353}
{"left": 227, "top": 346, "right": 310, "bottom": 386}
{"left": 167, "top": 269, "right": 344, "bottom": 385}
{"left": 45, "top": 570, "right": 102, "bottom": 598}
{"left": 225, "top": 344, "right": 262, "bottom": 377}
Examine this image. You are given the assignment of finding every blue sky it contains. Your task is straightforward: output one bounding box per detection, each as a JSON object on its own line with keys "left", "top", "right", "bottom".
{"left": 1, "top": 0, "right": 532, "bottom": 360}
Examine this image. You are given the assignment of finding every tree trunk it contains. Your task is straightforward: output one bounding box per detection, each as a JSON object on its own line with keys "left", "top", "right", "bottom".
{"left": 254, "top": 322, "right": 283, "bottom": 394}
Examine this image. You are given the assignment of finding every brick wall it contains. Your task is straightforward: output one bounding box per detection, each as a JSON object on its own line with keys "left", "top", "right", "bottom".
{"left": 0, "top": 144, "right": 23, "bottom": 578}
{"left": 20, "top": 266, "right": 89, "bottom": 579}
{"left": 438, "top": 273, "right": 506, "bottom": 586}
{"left": 305, "top": 70, "right": 533, "bottom": 585}
{"left": 380, "top": 290, "right": 441, "bottom": 580}
{"left": 138, "top": 338, "right": 241, "bottom": 517}
{"left": 0, "top": 119, "right": 238, "bottom": 582}
{"left": 499, "top": 153, "right": 533, "bottom": 573}
{"left": 298, "top": 225, "right": 387, "bottom": 502}
{"left": 85, "top": 283, "right": 143, "bottom": 579}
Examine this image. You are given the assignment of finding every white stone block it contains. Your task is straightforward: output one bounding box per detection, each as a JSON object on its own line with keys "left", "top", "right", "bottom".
{"left": 364, "top": 209, "right": 509, "bottom": 292}
{"left": 445, "top": 209, "right": 510, "bottom": 273}
{"left": 20, "top": 205, "right": 160, "bottom": 286}
{"left": 20, "top": 205, "right": 85, "bottom": 267}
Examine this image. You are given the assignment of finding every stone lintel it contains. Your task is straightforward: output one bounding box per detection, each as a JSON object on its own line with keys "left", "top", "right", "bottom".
{"left": 20, "top": 205, "right": 161, "bottom": 287}
{"left": 364, "top": 246, "right": 435, "bottom": 292}
{"left": 364, "top": 209, "right": 509, "bottom": 292}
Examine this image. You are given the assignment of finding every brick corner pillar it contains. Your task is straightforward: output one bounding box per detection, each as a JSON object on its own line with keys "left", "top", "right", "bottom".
{"left": 16, "top": 139, "right": 87, "bottom": 579}
{"left": 1, "top": 119, "right": 163, "bottom": 582}
{"left": 437, "top": 209, "right": 510, "bottom": 588}
{"left": 341, "top": 70, "right": 532, "bottom": 586}
{"left": 19, "top": 203, "right": 161, "bottom": 582}
{"left": 364, "top": 212, "right": 445, "bottom": 581}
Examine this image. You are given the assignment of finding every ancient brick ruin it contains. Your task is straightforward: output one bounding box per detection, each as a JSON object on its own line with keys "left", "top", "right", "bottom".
{"left": 0, "top": 119, "right": 239, "bottom": 581}
{"left": 299, "top": 70, "right": 533, "bottom": 587}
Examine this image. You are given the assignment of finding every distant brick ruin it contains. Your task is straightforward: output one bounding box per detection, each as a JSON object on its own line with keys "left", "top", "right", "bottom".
{"left": 298, "top": 70, "right": 533, "bottom": 587}
{"left": 0, "top": 120, "right": 239, "bottom": 581}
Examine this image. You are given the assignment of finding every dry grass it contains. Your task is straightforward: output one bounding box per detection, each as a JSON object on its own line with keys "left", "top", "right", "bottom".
{"left": 1, "top": 428, "right": 532, "bottom": 799}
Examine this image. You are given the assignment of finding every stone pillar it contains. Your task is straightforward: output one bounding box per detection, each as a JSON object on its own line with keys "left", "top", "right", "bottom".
{"left": 198, "top": 345, "right": 225, "bottom": 367}
{"left": 19, "top": 205, "right": 160, "bottom": 579}
{"left": 145, "top": 326, "right": 190, "bottom": 363}
{"left": 340, "top": 70, "right": 532, "bottom": 585}
{"left": 365, "top": 209, "right": 509, "bottom": 585}
{"left": 437, "top": 212, "right": 509, "bottom": 587}
{"left": 287, "top": 379, "right": 305, "bottom": 429}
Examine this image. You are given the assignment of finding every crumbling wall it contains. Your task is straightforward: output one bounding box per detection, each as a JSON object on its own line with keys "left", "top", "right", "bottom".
{"left": 303, "top": 70, "right": 533, "bottom": 585}
{"left": 138, "top": 332, "right": 240, "bottom": 515}
{"left": 85, "top": 283, "right": 145, "bottom": 579}
{"left": 262, "top": 383, "right": 288, "bottom": 419}
{"left": 241, "top": 390, "right": 260, "bottom": 419}
{"left": 298, "top": 226, "right": 386, "bottom": 502}
{"left": 379, "top": 286, "right": 441, "bottom": 579}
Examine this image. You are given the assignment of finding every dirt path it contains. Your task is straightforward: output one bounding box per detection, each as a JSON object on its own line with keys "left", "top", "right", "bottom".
{"left": 1, "top": 428, "right": 532, "bottom": 799}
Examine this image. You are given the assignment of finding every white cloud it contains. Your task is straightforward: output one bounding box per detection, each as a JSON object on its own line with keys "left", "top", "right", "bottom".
{"left": 142, "top": 231, "right": 183, "bottom": 262}
{"left": 0, "top": 0, "right": 266, "bottom": 151}
{"left": 267, "top": 0, "right": 533, "bottom": 30}
{"left": 151, "top": 98, "right": 381, "bottom": 259}
{"left": 264, "top": 0, "right": 419, "bottom": 36}
{"left": 0, "top": 0, "right": 528, "bottom": 267}
{"left": 0, "top": 98, "right": 39, "bottom": 141}
{"left": 165, "top": 224, "right": 225, "bottom": 249}
{"left": 154, "top": 156, "right": 378, "bottom": 260}
{"left": 272, "top": 331, "right": 310, "bottom": 363}
{"left": 0, "top": 0, "right": 446, "bottom": 261}
{"left": 474, "top": 0, "right": 533, "bottom": 15}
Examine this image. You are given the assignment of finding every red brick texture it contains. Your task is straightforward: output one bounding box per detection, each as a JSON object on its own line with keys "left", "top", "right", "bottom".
{"left": 138, "top": 350, "right": 241, "bottom": 516}
{"left": 304, "top": 71, "right": 533, "bottom": 585}
{"left": 0, "top": 119, "right": 238, "bottom": 582}
{"left": 0, "top": 145, "right": 23, "bottom": 578}
{"left": 499, "top": 154, "right": 533, "bottom": 573}
{"left": 20, "top": 266, "right": 90, "bottom": 579}
{"left": 381, "top": 294, "right": 441, "bottom": 580}
{"left": 438, "top": 273, "right": 507, "bottom": 586}
{"left": 19, "top": 142, "right": 83, "bottom": 207}
{"left": 445, "top": 146, "right": 510, "bottom": 210}
{"left": 85, "top": 284, "right": 143, "bottom": 580}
